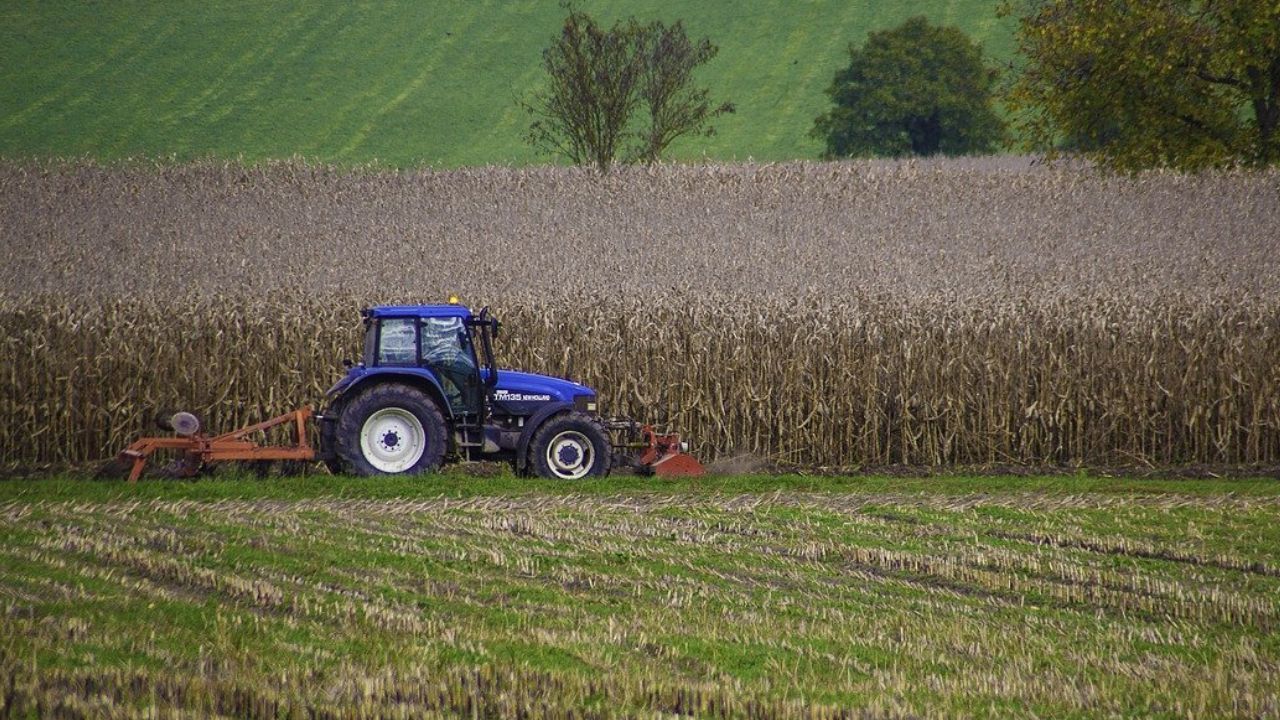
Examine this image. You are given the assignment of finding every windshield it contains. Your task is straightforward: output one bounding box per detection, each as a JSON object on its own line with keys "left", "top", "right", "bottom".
{"left": 419, "top": 317, "right": 467, "bottom": 361}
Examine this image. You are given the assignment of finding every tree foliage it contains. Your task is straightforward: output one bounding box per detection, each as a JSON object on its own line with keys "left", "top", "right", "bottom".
{"left": 1004, "top": 0, "right": 1280, "bottom": 171}
{"left": 523, "top": 9, "right": 640, "bottom": 172}
{"left": 524, "top": 9, "right": 732, "bottom": 172}
{"left": 812, "top": 17, "right": 1005, "bottom": 159}
{"left": 633, "top": 21, "right": 735, "bottom": 164}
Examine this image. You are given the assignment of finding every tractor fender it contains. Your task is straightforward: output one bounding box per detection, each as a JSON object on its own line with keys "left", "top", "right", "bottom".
{"left": 515, "top": 401, "right": 574, "bottom": 473}
{"left": 326, "top": 369, "right": 454, "bottom": 422}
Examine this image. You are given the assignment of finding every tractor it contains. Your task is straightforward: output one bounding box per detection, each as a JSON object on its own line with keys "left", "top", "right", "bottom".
{"left": 107, "top": 302, "right": 704, "bottom": 481}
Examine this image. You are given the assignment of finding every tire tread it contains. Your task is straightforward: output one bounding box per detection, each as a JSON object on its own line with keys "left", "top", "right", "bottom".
{"left": 335, "top": 383, "right": 447, "bottom": 476}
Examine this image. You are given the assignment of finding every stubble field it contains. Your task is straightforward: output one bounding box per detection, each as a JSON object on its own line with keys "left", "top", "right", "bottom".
{"left": 1, "top": 476, "right": 1278, "bottom": 718}
{"left": 1, "top": 158, "right": 1277, "bottom": 472}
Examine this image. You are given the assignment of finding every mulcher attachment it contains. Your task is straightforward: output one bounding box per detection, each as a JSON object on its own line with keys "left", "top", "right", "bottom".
{"left": 105, "top": 407, "right": 316, "bottom": 483}
{"left": 610, "top": 421, "right": 707, "bottom": 477}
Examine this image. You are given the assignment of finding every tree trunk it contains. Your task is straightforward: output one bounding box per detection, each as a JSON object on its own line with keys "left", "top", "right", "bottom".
{"left": 1248, "top": 57, "right": 1280, "bottom": 164}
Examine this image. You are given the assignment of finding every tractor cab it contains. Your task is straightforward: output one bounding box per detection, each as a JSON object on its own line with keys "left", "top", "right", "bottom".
{"left": 345, "top": 303, "right": 599, "bottom": 422}
{"left": 357, "top": 304, "right": 497, "bottom": 418}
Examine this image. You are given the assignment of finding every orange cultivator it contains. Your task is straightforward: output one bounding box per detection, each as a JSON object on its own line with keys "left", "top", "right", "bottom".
{"left": 108, "top": 407, "right": 316, "bottom": 483}
{"left": 616, "top": 424, "right": 706, "bottom": 477}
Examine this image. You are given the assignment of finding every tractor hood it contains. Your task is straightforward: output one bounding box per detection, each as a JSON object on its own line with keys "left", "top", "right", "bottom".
{"left": 485, "top": 369, "right": 596, "bottom": 405}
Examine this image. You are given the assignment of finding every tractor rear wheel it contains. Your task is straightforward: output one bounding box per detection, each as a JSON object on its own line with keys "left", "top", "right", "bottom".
{"left": 336, "top": 383, "right": 447, "bottom": 476}
{"left": 528, "top": 413, "right": 612, "bottom": 480}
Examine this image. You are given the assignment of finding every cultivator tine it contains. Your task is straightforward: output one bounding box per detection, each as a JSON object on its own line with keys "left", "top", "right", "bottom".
{"left": 124, "top": 450, "right": 148, "bottom": 483}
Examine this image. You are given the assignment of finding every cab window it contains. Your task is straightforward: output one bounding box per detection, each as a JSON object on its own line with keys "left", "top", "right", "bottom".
{"left": 420, "top": 316, "right": 480, "bottom": 414}
{"left": 419, "top": 317, "right": 468, "bottom": 362}
{"left": 377, "top": 318, "right": 416, "bottom": 365}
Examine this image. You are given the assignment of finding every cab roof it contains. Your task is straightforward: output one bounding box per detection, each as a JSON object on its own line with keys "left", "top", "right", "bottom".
{"left": 363, "top": 304, "right": 473, "bottom": 320}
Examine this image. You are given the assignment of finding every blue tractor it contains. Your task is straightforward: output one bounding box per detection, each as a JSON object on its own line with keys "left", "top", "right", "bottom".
{"left": 104, "top": 301, "right": 704, "bottom": 481}
{"left": 316, "top": 303, "right": 704, "bottom": 478}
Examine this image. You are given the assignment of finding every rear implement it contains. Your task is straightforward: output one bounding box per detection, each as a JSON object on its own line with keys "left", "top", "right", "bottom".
{"left": 108, "top": 408, "right": 315, "bottom": 483}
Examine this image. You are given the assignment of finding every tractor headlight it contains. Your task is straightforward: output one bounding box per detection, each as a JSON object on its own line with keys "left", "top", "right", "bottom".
{"left": 574, "top": 395, "right": 598, "bottom": 414}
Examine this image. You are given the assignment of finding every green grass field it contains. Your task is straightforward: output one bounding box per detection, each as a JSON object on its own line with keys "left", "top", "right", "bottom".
{"left": 0, "top": 1, "right": 1015, "bottom": 167}
{"left": 2, "top": 473, "right": 1277, "bottom": 717}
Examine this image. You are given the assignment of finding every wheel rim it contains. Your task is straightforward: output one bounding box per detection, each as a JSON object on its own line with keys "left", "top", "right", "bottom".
{"left": 545, "top": 430, "right": 594, "bottom": 480}
{"left": 359, "top": 408, "right": 426, "bottom": 473}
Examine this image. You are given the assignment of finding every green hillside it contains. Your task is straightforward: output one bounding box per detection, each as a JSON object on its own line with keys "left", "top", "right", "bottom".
{"left": 0, "top": 2, "right": 1015, "bottom": 167}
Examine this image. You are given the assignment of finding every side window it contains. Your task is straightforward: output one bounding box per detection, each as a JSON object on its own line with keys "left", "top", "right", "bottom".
{"left": 377, "top": 318, "right": 416, "bottom": 365}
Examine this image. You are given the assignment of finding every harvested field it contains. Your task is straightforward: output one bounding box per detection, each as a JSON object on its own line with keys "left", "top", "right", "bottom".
{"left": 1, "top": 159, "right": 1278, "bottom": 469}
{"left": 1, "top": 480, "right": 1278, "bottom": 718}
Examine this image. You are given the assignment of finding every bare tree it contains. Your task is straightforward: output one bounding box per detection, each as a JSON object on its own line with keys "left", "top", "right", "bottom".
{"left": 524, "top": 9, "right": 732, "bottom": 172}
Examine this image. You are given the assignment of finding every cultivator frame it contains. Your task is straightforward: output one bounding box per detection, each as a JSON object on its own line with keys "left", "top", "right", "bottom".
{"left": 111, "top": 407, "right": 316, "bottom": 483}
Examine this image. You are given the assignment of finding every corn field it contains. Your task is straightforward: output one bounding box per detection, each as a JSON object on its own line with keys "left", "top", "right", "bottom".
{"left": 1, "top": 158, "right": 1278, "bottom": 469}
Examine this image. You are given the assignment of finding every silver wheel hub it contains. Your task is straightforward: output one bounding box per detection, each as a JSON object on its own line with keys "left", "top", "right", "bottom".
{"left": 546, "top": 430, "right": 594, "bottom": 480}
{"left": 360, "top": 408, "right": 426, "bottom": 473}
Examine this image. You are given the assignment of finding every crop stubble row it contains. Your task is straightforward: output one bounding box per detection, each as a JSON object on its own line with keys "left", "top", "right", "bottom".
{"left": 1, "top": 159, "right": 1277, "bottom": 468}
{"left": 1, "top": 492, "right": 1277, "bottom": 717}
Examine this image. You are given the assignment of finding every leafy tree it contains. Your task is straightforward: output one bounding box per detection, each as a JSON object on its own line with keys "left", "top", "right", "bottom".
{"left": 632, "top": 21, "right": 735, "bottom": 164}
{"left": 523, "top": 9, "right": 642, "bottom": 172}
{"left": 524, "top": 9, "right": 732, "bottom": 172}
{"left": 812, "top": 17, "right": 1004, "bottom": 158}
{"left": 1003, "top": 0, "right": 1280, "bottom": 171}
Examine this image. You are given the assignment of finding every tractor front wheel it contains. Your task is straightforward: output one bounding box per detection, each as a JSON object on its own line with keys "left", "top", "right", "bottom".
{"left": 336, "top": 384, "right": 447, "bottom": 476}
{"left": 528, "top": 413, "right": 612, "bottom": 480}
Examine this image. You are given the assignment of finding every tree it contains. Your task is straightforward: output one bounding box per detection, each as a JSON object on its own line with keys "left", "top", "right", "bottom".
{"left": 812, "top": 17, "right": 1005, "bottom": 159}
{"left": 1003, "top": 0, "right": 1280, "bottom": 171}
{"left": 524, "top": 9, "right": 732, "bottom": 172}
{"left": 523, "top": 9, "right": 642, "bottom": 173}
{"left": 632, "top": 20, "right": 735, "bottom": 164}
